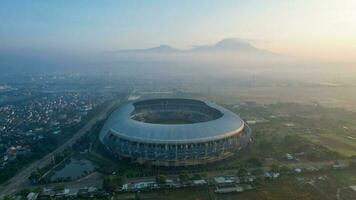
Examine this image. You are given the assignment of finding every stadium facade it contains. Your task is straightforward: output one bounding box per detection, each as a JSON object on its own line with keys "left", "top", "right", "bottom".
{"left": 99, "top": 98, "right": 251, "bottom": 166}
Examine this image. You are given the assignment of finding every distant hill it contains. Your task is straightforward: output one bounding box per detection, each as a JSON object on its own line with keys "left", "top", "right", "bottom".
{"left": 189, "top": 38, "right": 269, "bottom": 53}
{"left": 110, "top": 44, "right": 182, "bottom": 54}
{"left": 109, "top": 38, "right": 278, "bottom": 56}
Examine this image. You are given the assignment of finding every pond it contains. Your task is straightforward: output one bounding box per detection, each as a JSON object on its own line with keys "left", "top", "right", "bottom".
{"left": 50, "top": 158, "right": 96, "bottom": 181}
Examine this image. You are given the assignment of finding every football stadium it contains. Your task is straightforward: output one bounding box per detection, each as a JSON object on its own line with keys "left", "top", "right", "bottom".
{"left": 99, "top": 98, "right": 251, "bottom": 166}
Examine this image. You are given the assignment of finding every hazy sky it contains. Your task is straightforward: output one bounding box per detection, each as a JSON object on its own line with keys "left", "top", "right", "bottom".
{"left": 1, "top": 0, "right": 355, "bottom": 62}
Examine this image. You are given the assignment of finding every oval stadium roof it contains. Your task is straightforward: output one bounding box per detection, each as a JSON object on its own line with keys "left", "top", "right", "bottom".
{"left": 100, "top": 99, "right": 244, "bottom": 144}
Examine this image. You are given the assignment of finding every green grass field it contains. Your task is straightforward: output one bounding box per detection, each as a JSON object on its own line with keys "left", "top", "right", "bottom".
{"left": 330, "top": 169, "right": 356, "bottom": 185}
{"left": 230, "top": 101, "right": 356, "bottom": 158}
{"left": 304, "top": 133, "right": 356, "bottom": 157}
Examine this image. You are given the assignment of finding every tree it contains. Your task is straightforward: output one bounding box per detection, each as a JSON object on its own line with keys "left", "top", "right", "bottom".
{"left": 19, "top": 188, "right": 31, "bottom": 197}
{"left": 237, "top": 168, "right": 248, "bottom": 177}
{"left": 54, "top": 184, "right": 65, "bottom": 191}
{"left": 3, "top": 195, "right": 14, "bottom": 200}
{"left": 192, "top": 173, "right": 202, "bottom": 180}
{"left": 178, "top": 171, "right": 190, "bottom": 182}
{"left": 156, "top": 175, "right": 167, "bottom": 184}
{"left": 32, "top": 186, "right": 43, "bottom": 193}
{"left": 29, "top": 170, "right": 41, "bottom": 183}
{"left": 270, "top": 164, "right": 280, "bottom": 173}
{"left": 251, "top": 168, "right": 264, "bottom": 176}
{"left": 247, "top": 156, "right": 263, "bottom": 167}
{"left": 103, "top": 175, "right": 123, "bottom": 192}
{"left": 279, "top": 165, "right": 290, "bottom": 173}
{"left": 350, "top": 160, "right": 356, "bottom": 169}
{"left": 135, "top": 192, "right": 141, "bottom": 200}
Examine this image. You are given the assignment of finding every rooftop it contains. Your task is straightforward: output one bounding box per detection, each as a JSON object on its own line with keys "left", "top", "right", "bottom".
{"left": 100, "top": 98, "right": 244, "bottom": 144}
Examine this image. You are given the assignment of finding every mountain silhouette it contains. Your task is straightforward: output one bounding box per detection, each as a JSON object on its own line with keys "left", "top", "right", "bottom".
{"left": 111, "top": 44, "right": 181, "bottom": 54}
{"left": 109, "top": 38, "right": 280, "bottom": 57}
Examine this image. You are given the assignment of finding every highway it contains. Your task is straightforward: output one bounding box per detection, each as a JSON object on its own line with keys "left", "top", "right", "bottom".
{"left": 0, "top": 95, "right": 127, "bottom": 198}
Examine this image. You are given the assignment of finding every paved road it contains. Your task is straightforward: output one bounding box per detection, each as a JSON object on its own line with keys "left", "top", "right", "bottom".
{"left": 0, "top": 96, "right": 126, "bottom": 197}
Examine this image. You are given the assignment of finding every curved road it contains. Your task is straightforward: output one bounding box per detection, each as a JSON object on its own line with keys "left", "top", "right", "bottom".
{"left": 0, "top": 95, "right": 127, "bottom": 197}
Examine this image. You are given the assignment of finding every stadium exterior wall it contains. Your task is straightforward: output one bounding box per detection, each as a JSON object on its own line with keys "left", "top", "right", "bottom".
{"left": 100, "top": 98, "right": 251, "bottom": 166}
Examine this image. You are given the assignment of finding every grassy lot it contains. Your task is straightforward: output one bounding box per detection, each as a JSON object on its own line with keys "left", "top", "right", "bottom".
{"left": 301, "top": 169, "right": 356, "bottom": 200}
{"left": 329, "top": 169, "right": 356, "bottom": 185}
{"left": 305, "top": 134, "right": 356, "bottom": 157}
{"left": 232, "top": 102, "right": 356, "bottom": 158}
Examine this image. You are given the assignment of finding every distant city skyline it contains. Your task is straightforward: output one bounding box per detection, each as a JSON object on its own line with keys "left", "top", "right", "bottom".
{"left": 0, "top": 0, "right": 355, "bottom": 62}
